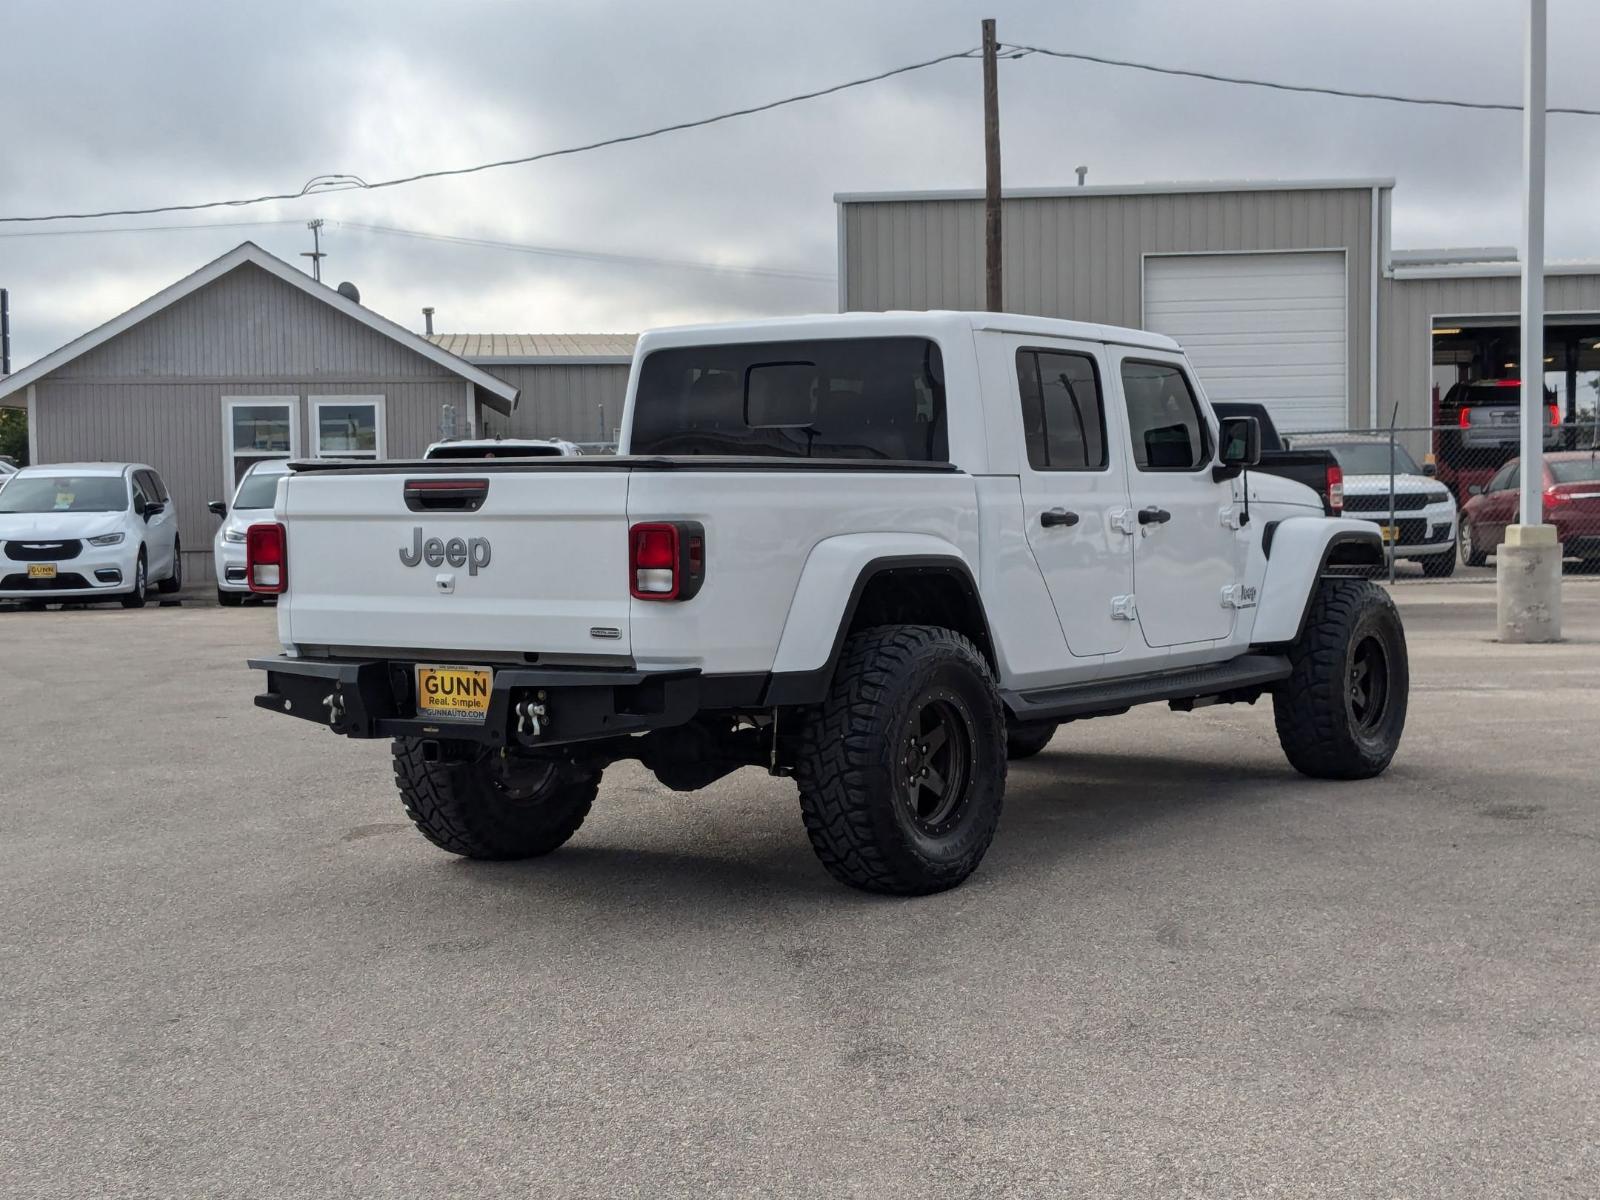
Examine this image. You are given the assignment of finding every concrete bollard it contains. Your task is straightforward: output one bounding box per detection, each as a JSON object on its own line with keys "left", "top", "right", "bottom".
{"left": 1496, "top": 524, "right": 1562, "bottom": 643}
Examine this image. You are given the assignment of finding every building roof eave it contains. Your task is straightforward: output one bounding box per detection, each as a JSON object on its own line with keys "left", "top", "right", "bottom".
{"left": 0, "top": 242, "right": 521, "bottom": 411}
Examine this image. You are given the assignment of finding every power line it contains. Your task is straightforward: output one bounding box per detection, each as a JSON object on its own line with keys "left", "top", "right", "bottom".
{"left": 1005, "top": 42, "right": 1600, "bottom": 117}
{"left": 0, "top": 217, "right": 305, "bottom": 239}
{"left": 0, "top": 49, "right": 978, "bottom": 224}
{"left": 338, "top": 221, "right": 835, "bottom": 283}
{"left": 7, "top": 38, "right": 1599, "bottom": 228}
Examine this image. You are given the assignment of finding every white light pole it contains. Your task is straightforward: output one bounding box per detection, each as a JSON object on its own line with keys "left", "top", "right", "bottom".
{"left": 1498, "top": 0, "right": 1562, "bottom": 642}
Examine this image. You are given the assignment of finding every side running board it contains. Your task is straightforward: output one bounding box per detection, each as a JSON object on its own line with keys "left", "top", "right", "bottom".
{"left": 1004, "top": 653, "right": 1292, "bottom": 723}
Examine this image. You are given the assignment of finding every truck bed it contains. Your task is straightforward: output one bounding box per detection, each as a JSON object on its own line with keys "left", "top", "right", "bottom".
{"left": 287, "top": 456, "right": 963, "bottom": 475}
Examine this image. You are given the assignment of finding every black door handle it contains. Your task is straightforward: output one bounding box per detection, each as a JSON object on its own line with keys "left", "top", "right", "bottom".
{"left": 1040, "top": 508, "right": 1080, "bottom": 528}
{"left": 1138, "top": 506, "right": 1172, "bottom": 526}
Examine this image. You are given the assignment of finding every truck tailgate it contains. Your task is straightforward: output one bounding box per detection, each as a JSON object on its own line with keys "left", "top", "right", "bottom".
{"left": 280, "top": 469, "right": 631, "bottom": 657}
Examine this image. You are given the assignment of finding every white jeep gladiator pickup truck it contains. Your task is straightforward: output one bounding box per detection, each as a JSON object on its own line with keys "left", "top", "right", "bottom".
{"left": 249, "top": 312, "right": 1405, "bottom": 894}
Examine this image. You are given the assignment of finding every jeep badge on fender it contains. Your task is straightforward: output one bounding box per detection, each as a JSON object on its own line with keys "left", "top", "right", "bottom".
{"left": 398, "top": 527, "right": 491, "bottom": 575}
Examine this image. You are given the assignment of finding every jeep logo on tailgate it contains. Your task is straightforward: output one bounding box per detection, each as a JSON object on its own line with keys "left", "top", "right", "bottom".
{"left": 399, "top": 527, "right": 492, "bottom": 575}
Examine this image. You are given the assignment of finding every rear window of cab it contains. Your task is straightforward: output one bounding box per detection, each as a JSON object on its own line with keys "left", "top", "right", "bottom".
{"left": 630, "top": 337, "right": 948, "bottom": 461}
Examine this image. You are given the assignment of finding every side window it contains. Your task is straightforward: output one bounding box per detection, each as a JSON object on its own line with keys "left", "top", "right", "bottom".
{"left": 1486, "top": 465, "right": 1511, "bottom": 493}
{"left": 130, "top": 472, "right": 150, "bottom": 507}
{"left": 1502, "top": 466, "right": 1520, "bottom": 494}
{"left": 1120, "top": 360, "right": 1210, "bottom": 471}
{"left": 135, "top": 470, "right": 162, "bottom": 503}
{"left": 147, "top": 471, "right": 170, "bottom": 502}
{"left": 1015, "top": 348, "right": 1107, "bottom": 470}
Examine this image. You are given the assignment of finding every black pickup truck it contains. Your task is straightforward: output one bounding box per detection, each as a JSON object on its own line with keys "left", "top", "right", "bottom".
{"left": 1212, "top": 402, "right": 1343, "bottom": 516}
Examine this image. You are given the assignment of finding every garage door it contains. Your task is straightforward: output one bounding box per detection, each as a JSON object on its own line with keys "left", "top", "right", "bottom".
{"left": 1143, "top": 252, "right": 1347, "bottom": 432}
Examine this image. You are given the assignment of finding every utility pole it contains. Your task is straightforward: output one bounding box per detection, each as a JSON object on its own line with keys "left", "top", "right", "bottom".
{"left": 1, "top": 289, "right": 10, "bottom": 376}
{"left": 982, "top": 18, "right": 1003, "bottom": 312}
{"left": 1498, "top": 0, "right": 1560, "bottom": 642}
{"left": 302, "top": 219, "right": 327, "bottom": 282}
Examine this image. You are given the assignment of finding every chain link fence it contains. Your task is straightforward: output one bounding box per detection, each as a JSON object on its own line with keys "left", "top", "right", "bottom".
{"left": 1282, "top": 421, "right": 1600, "bottom": 581}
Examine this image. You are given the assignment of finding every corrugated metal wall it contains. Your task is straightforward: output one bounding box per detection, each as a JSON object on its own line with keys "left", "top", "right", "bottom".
{"left": 35, "top": 264, "right": 476, "bottom": 582}
{"left": 1379, "top": 274, "right": 1600, "bottom": 426}
{"left": 842, "top": 187, "right": 1377, "bottom": 423}
{"left": 476, "top": 363, "right": 632, "bottom": 443}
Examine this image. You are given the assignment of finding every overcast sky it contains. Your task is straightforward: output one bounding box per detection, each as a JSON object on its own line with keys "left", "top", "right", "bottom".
{"left": 3, "top": 0, "right": 1600, "bottom": 367}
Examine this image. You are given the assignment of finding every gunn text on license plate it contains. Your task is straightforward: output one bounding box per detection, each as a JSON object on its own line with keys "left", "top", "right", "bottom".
{"left": 415, "top": 665, "right": 493, "bottom": 722}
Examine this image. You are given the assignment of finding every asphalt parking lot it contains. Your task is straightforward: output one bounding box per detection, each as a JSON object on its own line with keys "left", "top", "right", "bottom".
{"left": 3, "top": 583, "right": 1597, "bottom": 1198}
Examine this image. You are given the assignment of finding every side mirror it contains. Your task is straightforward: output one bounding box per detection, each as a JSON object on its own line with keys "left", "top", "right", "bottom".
{"left": 143, "top": 501, "right": 164, "bottom": 521}
{"left": 1467, "top": 484, "right": 1484, "bottom": 497}
{"left": 1213, "top": 415, "right": 1262, "bottom": 480}
{"left": 208, "top": 500, "right": 227, "bottom": 518}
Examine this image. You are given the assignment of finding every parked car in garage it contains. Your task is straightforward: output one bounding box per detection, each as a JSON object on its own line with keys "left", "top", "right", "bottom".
{"left": 1434, "top": 379, "right": 1562, "bottom": 503}
{"left": 0, "top": 462, "right": 181, "bottom": 607}
{"left": 423, "top": 437, "right": 581, "bottom": 459}
{"left": 1288, "top": 436, "right": 1459, "bottom": 576}
{"left": 209, "top": 460, "right": 289, "bottom": 606}
{"left": 1458, "top": 452, "right": 1600, "bottom": 570}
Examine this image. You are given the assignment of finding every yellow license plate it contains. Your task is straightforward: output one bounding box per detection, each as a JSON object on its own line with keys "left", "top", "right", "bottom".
{"left": 1379, "top": 525, "right": 1400, "bottom": 544}
{"left": 414, "top": 665, "right": 493, "bottom": 722}
{"left": 27, "top": 564, "right": 57, "bottom": 580}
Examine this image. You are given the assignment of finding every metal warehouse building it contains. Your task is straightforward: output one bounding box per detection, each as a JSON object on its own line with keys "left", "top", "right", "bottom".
{"left": 0, "top": 242, "right": 634, "bottom": 582}
{"left": 426, "top": 333, "right": 635, "bottom": 446}
{"left": 837, "top": 178, "right": 1600, "bottom": 433}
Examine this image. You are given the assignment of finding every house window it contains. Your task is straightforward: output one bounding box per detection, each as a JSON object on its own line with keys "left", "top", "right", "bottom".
{"left": 311, "top": 396, "right": 385, "bottom": 461}
{"left": 223, "top": 397, "right": 299, "bottom": 488}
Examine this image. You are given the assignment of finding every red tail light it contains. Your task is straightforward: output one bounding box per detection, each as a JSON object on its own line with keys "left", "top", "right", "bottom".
{"left": 1545, "top": 487, "right": 1569, "bottom": 510}
{"left": 629, "top": 521, "right": 706, "bottom": 601}
{"left": 1549, "top": 404, "right": 1562, "bottom": 426}
{"left": 246, "top": 522, "right": 287, "bottom": 594}
{"left": 1326, "top": 464, "right": 1344, "bottom": 515}
{"left": 1458, "top": 408, "right": 1473, "bottom": 428}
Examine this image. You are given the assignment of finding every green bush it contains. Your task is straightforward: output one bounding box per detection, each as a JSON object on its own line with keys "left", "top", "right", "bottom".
{"left": 0, "top": 408, "right": 27, "bottom": 466}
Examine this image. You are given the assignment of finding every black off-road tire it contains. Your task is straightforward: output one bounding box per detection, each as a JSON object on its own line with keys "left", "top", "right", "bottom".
{"left": 1005, "top": 721, "right": 1058, "bottom": 760}
{"left": 1273, "top": 579, "right": 1408, "bottom": 780}
{"left": 795, "top": 624, "right": 1007, "bottom": 896}
{"left": 216, "top": 587, "right": 245, "bottom": 607}
{"left": 157, "top": 539, "right": 183, "bottom": 593}
{"left": 1459, "top": 520, "right": 1487, "bottom": 568}
{"left": 119, "top": 550, "right": 148, "bottom": 609}
{"left": 391, "top": 739, "right": 599, "bottom": 860}
{"left": 1420, "top": 550, "right": 1456, "bottom": 578}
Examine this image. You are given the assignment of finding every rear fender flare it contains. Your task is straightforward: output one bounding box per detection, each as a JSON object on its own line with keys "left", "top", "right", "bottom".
{"left": 765, "top": 533, "right": 985, "bottom": 705}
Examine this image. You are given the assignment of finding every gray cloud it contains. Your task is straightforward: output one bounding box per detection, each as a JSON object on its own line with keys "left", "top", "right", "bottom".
{"left": 4, "top": 0, "right": 1600, "bottom": 366}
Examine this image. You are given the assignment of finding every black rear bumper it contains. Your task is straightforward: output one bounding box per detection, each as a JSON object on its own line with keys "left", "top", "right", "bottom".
{"left": 249, "top": 656, "right": 703, "bottom": 748}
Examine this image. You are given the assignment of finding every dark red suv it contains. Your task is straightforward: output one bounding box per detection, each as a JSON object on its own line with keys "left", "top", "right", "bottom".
{"left": 1458, "top": 451, "right": 1600, "bottom": 569}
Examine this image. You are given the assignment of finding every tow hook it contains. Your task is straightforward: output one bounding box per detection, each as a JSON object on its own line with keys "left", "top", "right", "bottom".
{"left": 322, "top": 689, "right": 346, "bottom": 726}
{"left": 515, "top": 693, "right": 549, "bottom": 739}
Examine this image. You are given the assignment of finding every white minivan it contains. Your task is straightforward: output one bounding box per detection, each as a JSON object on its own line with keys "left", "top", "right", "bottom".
{"left": 209, "top": 459, "right": 289, "bottom": 606}
{"left": 0, "top": 462, "right": 182, "bottom": 607}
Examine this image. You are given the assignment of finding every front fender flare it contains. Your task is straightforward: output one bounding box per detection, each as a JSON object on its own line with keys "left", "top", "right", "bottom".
{"left": 1251, "top": 517, "right": 1384, "bottom": 645}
